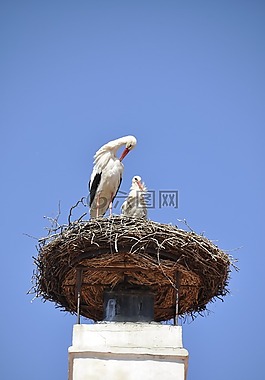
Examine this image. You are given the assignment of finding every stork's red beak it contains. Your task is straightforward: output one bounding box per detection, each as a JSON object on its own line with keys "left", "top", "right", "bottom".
{"left": 119, "top": 147, "right": 130, "bottom": 161}
{"left": 136, "top": 180, "right": 144, "bottom": 191}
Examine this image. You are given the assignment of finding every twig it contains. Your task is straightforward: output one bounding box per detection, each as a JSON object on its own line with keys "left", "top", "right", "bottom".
{"left": 68, "top": 197, "right": 87, "bottom": 224}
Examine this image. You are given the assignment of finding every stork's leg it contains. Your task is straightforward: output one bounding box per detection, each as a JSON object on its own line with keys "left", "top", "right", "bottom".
{"left": 109, "top": 193, "right": 114, "bottom": 216}
{"left": 96, "top": 194, "right": 100, "bottom": 218}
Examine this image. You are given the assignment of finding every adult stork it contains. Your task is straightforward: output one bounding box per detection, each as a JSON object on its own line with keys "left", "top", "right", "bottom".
{"left": 121, "top": 175, "right": 147, "bottom": 219}
{"left": 89, "top": 135, "right": 137, "bottom": 218}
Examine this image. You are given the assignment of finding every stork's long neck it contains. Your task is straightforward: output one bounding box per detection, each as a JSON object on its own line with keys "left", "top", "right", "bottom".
{"left": 94, "top": 137, "right": 127, "bottom": 164}
{"left": 93, "top": 143, "right": 126, "bottom": 172}
{"left": 105, "top": 137, "right": 128, "bottom": 153}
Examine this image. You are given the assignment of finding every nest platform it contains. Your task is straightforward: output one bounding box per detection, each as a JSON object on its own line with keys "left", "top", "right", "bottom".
{"left": 33, "top": 216, "right": 232, "bottom": 321}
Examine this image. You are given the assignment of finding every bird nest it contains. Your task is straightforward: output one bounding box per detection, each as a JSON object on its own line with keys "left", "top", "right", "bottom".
{"left": 31, "top": 216, "right": 235, "bottom": 321}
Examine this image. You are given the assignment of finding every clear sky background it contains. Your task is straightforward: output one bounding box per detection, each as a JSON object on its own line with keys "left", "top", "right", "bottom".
{"left": 1, "top": 1, "right": 264, "bottom": 379}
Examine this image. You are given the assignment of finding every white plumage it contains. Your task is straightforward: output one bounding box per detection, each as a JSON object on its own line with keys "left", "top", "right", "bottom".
{"left": 121, "top": 175, "right": 147, "bottom": 219}
{"left": 89, "top": 135, "right": 137, "bottom": 218}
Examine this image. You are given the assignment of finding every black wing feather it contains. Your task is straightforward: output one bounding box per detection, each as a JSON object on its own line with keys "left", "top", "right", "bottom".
{"left": 89, "top": 172, "right": 102, "bottom": 207}
{"left": 112, "top": 176, "right": 122, "bottom": 206}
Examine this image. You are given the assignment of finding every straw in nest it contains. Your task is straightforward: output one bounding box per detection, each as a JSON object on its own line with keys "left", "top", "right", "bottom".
{"left": 30, "top": 215, "right": 237, "bottom": 322}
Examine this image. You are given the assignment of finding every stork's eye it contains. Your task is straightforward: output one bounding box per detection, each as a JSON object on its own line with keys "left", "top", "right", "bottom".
{"left": 127, "top": 143, "right": 132, "bottom": 149}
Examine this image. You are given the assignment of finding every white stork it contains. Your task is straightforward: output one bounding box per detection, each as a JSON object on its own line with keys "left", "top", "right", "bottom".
{"left": 89, "top": 135, "right": 137, "bottom": 218}
{"left": 121, "top": 175, "right": 147, "bottom": 219}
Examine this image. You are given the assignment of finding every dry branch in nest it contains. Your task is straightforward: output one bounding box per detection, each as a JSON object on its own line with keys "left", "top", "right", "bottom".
{"left": 31, "top": 216, "right": 236, "bottom": 321}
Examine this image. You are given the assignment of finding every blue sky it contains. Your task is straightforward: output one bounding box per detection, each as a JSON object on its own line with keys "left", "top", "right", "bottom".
{"left": 1, "top": 1, "right": 264, "bottom": 379}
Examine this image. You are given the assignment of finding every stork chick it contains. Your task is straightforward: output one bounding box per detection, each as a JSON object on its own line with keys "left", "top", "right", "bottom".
{"left": 121, "top": 175, "right": 147, "bottom": 219}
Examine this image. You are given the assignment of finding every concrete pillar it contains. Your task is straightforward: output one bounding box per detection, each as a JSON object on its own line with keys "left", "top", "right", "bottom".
{"left": 68, "top": 323, "right": 188, "bottom": 380}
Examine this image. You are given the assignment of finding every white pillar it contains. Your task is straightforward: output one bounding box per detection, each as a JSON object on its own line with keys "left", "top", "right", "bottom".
{"left": 68, "top": 323, "right": 188, "bottom": 380}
